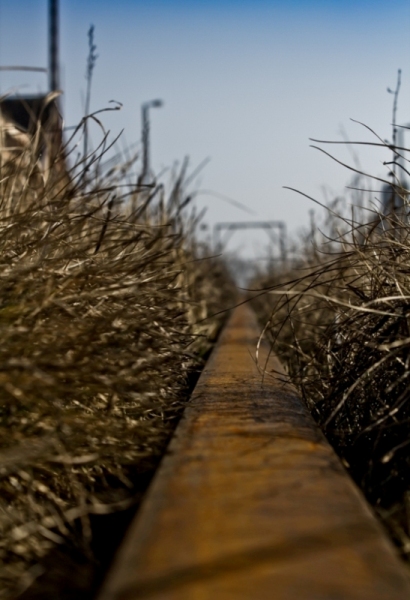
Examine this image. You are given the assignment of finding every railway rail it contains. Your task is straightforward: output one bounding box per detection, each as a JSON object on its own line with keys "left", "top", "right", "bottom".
{"left": 98, "top": 303, "right": 410, "bottom": 600}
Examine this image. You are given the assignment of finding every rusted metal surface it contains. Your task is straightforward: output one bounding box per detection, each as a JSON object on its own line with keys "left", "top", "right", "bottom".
{"left": 98, "top": 303, "right": 410, "bottom": 600}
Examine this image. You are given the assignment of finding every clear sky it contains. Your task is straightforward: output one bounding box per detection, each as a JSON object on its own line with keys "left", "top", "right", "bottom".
{"left": 0, "top": 0, "right": 409, "bottom": 261}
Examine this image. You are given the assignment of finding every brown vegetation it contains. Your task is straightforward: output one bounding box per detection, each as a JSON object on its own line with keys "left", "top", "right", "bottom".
{"left": 252, "top": 183, "right": 410, "bottom": 566}
{"left": 0, "top": 102, "right": 234, "bottom": 598}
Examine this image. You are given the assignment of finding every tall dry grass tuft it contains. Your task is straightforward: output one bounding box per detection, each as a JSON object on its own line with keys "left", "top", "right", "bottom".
{"left": 252, "top": 124, "right": 410, "bottom": 562}
{"left": 0, "top": 101, "right": 234, "bottom": 598}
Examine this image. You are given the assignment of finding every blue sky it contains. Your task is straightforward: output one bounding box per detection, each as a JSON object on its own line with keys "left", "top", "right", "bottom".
{"left": 0, "top": 0, "right": 409, "bottom": 260}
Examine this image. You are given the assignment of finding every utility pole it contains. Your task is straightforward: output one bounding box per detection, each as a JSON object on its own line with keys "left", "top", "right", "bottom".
{"left": 309, "top": 209, "right": 315, "bottom": 245}
{"left": 49, "top": 0, "right": 59, "bottom": 92}
{"left": 140, "top": 99, "right": 163, "bottom": 185}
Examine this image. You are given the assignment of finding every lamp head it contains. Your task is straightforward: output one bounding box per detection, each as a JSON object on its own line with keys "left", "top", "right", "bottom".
{"left": 150, "top": 99, "right": 163, "bottom": 108}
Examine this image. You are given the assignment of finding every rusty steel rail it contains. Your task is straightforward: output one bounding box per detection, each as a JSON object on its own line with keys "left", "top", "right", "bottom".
{"left": 98, "top": 303, "right": 410, "bottom": 600}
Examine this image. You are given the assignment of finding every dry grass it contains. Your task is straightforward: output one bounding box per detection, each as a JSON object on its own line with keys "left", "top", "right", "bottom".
{"left": 252, "top": 161, "right": 410, "bottom": 562}
{"left": 0, "top": 99, "right": 234, "bottom": 598}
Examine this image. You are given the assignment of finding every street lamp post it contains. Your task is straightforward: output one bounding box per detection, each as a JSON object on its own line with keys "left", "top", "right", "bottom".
{"left": 140, "top": 99, "right": 163, "bottom": 185}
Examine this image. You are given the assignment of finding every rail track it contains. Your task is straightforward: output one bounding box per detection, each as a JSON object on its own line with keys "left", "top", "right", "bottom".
{"left": 98, "top": 303, "right": 410, "bottom": 600}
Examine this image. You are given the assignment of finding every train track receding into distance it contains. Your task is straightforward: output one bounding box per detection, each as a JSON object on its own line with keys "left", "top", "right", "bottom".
{"left": 98, "top": 303, "right": 410, "bottom": 600}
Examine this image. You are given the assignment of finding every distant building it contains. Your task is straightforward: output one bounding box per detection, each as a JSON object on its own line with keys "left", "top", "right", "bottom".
{"left": 0, "top": 93, "right": 68, "bottom": 190}
{"left": 1, "top": 95, "right": 52, "bottom": 133}
{"left": 0, "top": 0, "right": 66, "bottom": 186}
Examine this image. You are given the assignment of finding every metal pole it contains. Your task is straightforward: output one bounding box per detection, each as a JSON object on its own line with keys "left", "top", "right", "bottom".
{"left": 141, "top": 103, "right": 150, "bottom": 184}
{"left": 309, "top": 209, "right": 315, "bottom": 245}
{"left": 279, "top": 223, "right": 287, "bottom": 263}
{"left": 140, "top": 100, "right": 163, "bottom": 185}
{"left": 0, "top": 66, "right": 47, "bottom": 72}
{"left": 49, "top": 0, "right": 59, "bottom": 91}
